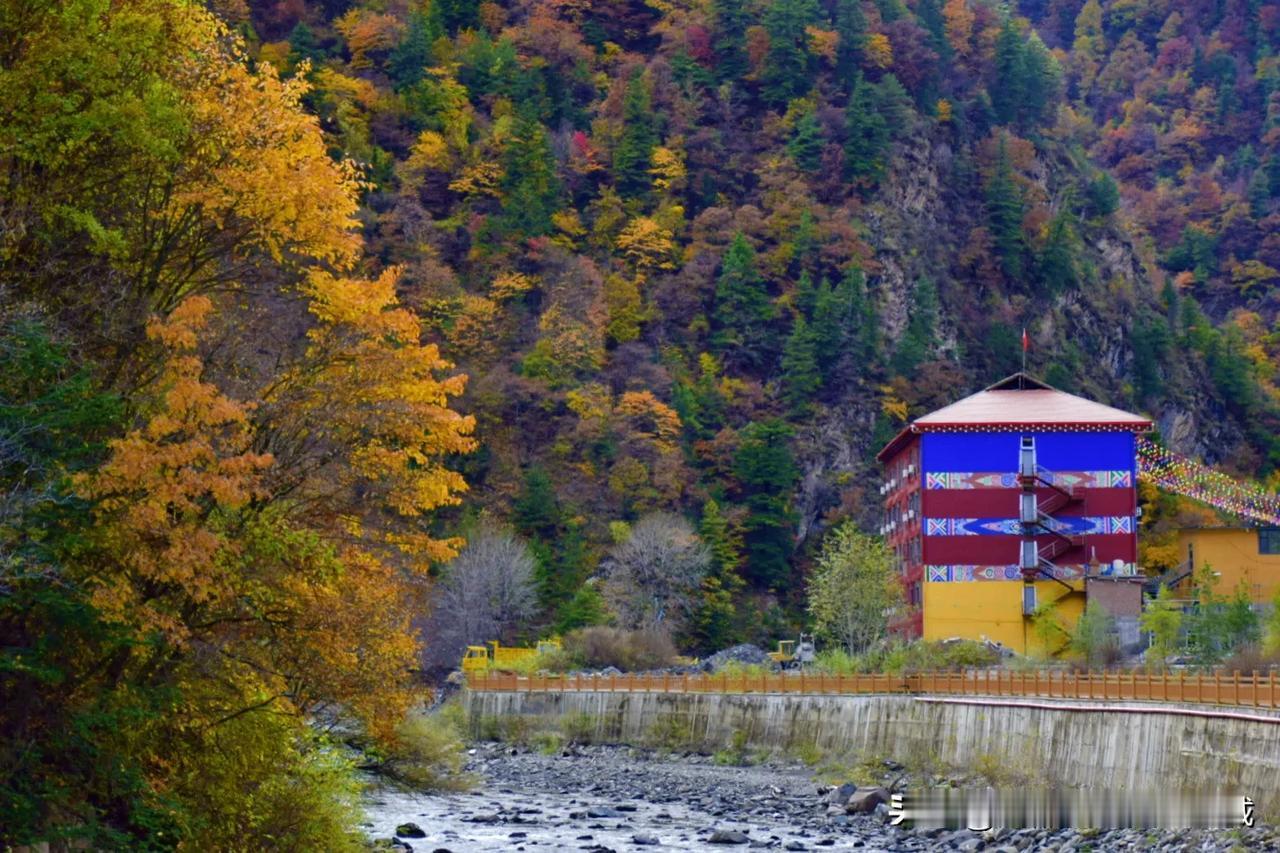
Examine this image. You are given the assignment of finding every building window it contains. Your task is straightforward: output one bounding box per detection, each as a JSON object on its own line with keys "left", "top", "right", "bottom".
{"left": 1259, "top": 528, "right": 1280, "bottom": 555}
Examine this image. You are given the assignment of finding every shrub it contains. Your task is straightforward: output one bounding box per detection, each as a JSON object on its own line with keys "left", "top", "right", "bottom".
{"left": 531, "top": 731, "right": 564, "bottom": 755}
{"left": 1220, "top": 644, "right": 1280, "bottom": 674}
{"left": 563, "top": 626, "right": 678, "bottom": 671}
{"left": 380, "top": 706, "right": 475, "bottom": 791}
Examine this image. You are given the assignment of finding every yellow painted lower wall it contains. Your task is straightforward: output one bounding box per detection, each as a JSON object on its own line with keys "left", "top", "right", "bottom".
{"left": 922, "top": 580, "right": 1086, "bottom": 655}
{"left": 1175, "top": 529, "right": 1280, "bottom": 603}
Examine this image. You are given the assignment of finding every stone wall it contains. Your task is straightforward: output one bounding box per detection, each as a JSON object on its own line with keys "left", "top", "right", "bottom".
{"left": 464, "top": 690, "right": 1280, "bottom": 806}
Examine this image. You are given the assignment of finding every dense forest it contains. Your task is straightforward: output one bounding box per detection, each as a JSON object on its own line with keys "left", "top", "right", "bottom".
{"left": 3, "top": 0, "right": 1280, "bottom": 846}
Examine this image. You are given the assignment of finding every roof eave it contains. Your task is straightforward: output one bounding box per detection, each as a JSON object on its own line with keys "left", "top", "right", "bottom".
{"left": 876, "top": 425, "right": 919, "bottom": 462}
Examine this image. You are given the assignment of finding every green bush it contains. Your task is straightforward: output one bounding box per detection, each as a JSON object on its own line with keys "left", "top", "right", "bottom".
{"left": 379, "top": 706, "right": 475, "bottom": 791}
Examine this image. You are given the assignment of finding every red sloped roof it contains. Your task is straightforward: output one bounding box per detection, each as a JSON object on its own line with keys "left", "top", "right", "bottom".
{"left": 916, "top": 387, "right": 1152, "bottom": 428}
{"left": 876, "top": 373, "right": 1151, "bottom": 461}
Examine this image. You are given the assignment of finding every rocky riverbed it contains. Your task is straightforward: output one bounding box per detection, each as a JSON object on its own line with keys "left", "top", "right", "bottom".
{"left": 365, "top": 744, "right": 1279, "bottom": 852}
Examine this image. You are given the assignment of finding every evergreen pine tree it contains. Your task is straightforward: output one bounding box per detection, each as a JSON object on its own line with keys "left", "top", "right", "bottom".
{"left": 288, "top": 22, "right": 325, "bottom": 65}
{"left": 1038, "top": 211, "right": 1078, "bottom": 294}
{"left": 834, "top": 0, "right": 868, "bottom": 88}
{"left": 514, "top": 466, "right": 561, "bottom": 539}
{"left": 761, "top": 0, "right": 821, "bottom": 107}
{"left": 501, "top": 116, "right": 561, "bottom": 236}
{"left": 844, "top": 75, "right": 889, "bottom": 182}
{"left": 876, "top": 74, "right": 912, "bottom": 135}
{"left": 788, "top": 109, "right": 825, "bottom": 172}
{"left": 795, "top": 270, "right": 819, "bottom": 317}
{"left": 985, "top": 135, "right": 1026, "bottom": 280}
{"left": 916, "top": 0, "right": 952, "bottom": 61}
{"left": 733, "top": 419, "right": 799, "bottom": 590}
{"left": 387, "top": 11, "right": 441, "bottom": 90}
{"left": 712, "top": 233, "right": 775, "bottom": 367}
{"left": 781, "top": 315, "right": 821, "bottom": 412}
{"left": 991, "top": 18, "right": 1027, "bottom": 126}
{"left": 891, "top": 278, "right": 938, "bottom": 376}
{"left": 712, "top": 0, "right": 750, "bottom": 82}
{"left": 613, "top": 71, "right": 658, "bottom": 197}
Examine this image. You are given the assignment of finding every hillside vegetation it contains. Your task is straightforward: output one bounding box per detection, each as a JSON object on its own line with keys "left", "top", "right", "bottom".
{"left": 3, "top": 0, "right": 1280, "bottom": 846}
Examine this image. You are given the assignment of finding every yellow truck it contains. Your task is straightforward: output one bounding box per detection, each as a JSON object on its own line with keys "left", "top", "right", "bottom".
{"left": 461, "top": 639, "right": 561, "bottom": 673}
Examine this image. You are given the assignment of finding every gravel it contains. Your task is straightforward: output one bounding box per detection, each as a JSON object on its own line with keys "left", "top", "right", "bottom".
{"left": 364, "top": 744, "right": 1280, "bottom": 852}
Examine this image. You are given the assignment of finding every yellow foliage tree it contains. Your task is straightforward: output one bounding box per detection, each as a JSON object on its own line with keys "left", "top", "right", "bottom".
{"left": 616, "top": 217, "right": 677, "bottom": 271}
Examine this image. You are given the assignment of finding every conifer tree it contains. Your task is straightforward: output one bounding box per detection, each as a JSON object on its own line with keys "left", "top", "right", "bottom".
{"left": 834, "top": 0, "right": 867, "bottom": 86}
{"left": 991, "top": 19, "right": 1026, "bottom": 127}
{"left": 713, "top": 0, "right": 750, "bottom": 82}
{"left": 501, "top": 116, "right": 561, "bottom": 236}
{"left": 387, "top": 11, "right": 441, "bottom": 89}
{"left": 985, "top": 135, "right": 1026, "bottom": 280}
{"left": 689, "top": 498, "right": 747, "bottom": 652}
{"left": 891, "top": 278, "right": 938, "bottom": 376}
{"left": 733, "top": 419, "right": 799, "bottom": 590}
{"left": 761, "top": 0, "right": 821, "bottom": 106}
{"left": 712, "top": 233, "right": 775, "bottom": 367}
{"left": 781, "top": 315, "right": 821, "bottom": 412}
{"left": 788, "top": 109, "right": 825, "bottom": 172}
{"left": 613, "top": 71, "right": 658, "bottom": 197}
{"left": 844, "top": 74, "right": 889, "bottom": 182}
{"left": 814, "top": 264, "right": 877, "bottom": 380}
{"left": 1038, "top": 210, "right": 1078, "bottom": 294}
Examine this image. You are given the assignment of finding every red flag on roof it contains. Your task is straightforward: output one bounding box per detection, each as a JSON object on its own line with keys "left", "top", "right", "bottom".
{"left": 1021, "top": 328, "right": 1029, "bottom": 352}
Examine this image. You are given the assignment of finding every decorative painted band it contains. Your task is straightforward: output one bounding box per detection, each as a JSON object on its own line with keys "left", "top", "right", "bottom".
{"left": 923, "top": 563, "right": 1136, "bottom": 581}
{"left": 925, "top": 516, "right": 1134, "bottom": 536}
{"left": 925, "top": 471, "right": 1132, "bottom": 490}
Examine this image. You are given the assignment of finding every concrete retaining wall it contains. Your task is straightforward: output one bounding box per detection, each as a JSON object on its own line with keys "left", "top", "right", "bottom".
{"left": 464, "top": 690, "right": 1280, "bottom": 803}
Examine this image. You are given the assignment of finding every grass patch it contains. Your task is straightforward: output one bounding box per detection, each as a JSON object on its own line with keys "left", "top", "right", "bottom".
{"left": 559, "top": 711, "right": 597, "bottom": 744}
{"left": 712, "top": 729, "right": 752, "bottom": 766}
{"left": 644, "top": 711, "right": 695, "bottom": 751}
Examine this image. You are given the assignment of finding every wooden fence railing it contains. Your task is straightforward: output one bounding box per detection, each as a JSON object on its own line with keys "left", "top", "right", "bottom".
{"left": 465, "top": 669, "right": 1280, "bottom": 710}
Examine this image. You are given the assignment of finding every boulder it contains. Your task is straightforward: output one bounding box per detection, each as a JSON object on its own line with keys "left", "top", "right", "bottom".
{"left": 825, "top": 782, "right": 857, "bottom": 805}
{"left": 708, "top": 828, "right": 751, "bottom": 844}
{"left": 845, "top": 787, "right": 889, "bottom": 814}
{"left": 395, "top": 823, "right": 427, "bottom": 839}
{"left": 632, "top": 834, "right": 659, "bottom": 846}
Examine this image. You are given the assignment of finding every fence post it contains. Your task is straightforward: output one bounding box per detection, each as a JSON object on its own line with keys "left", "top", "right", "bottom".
{"left": 1252, "top": 670, "right": 1259, "bottom": 708}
